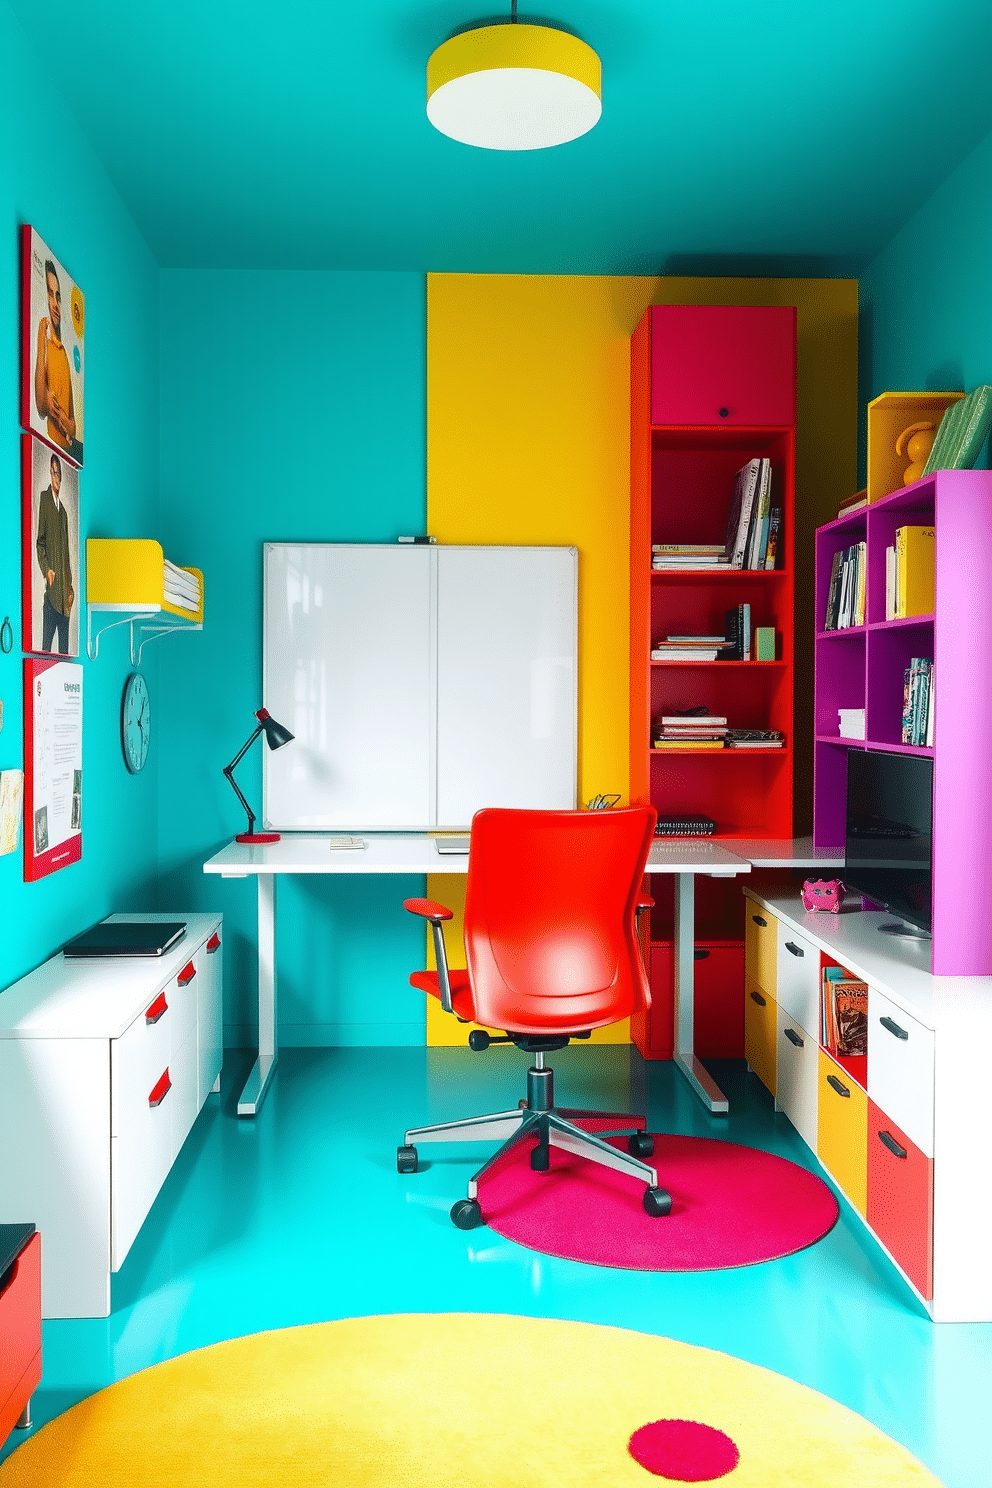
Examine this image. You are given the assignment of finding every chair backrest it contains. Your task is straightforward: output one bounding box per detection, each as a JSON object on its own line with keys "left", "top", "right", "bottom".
{"left": 463, "top": 806, "right": 657, "bottom": 1035}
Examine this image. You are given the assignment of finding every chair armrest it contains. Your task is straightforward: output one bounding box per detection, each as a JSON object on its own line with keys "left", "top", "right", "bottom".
{"left": 403, "top": 898, "right": 455, "bottom": 1015}
{"left": 636, "top": 897, "right": 654, "bottom": 915}
{"left": 403, "top": 897, "right": 454, "bottom": 922}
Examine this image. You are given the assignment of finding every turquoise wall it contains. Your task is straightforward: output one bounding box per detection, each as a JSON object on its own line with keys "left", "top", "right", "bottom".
{"left": 859, "top": 123, "right": 992, "bottom": 465}
{"left": 157, "top": 270, "right": 429, "bottom": 1044}
{"left": 0, "top": 2, "right": 161, "bottom": 992}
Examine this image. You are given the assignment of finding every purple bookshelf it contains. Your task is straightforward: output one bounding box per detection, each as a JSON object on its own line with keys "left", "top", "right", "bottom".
{"left": 814, "top": 469, "right": 992, "bottom": 974}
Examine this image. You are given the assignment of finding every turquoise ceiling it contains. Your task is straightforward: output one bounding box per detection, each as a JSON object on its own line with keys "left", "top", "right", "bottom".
{"left": 8, "top": 0, "right": 992, "bottom": 272}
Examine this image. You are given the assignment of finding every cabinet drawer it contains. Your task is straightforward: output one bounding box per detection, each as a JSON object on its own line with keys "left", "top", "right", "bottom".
{"left": 111, "top": 1073, "right": 173, "bottom": 1271}
{"left": 197, "top": 934, "right": 223, "bottom": 1106}
{"left": 744, "top": 979, "right": 777, "bottom": 1096}
{"left": 775, "top": 923, "right": 819, "bottom": 1031}
{"left": 868, "top": 988, "right": 934, "bottom": 1158}
{"left": 111, "top": 998, "right": 172, "bottom": 1137}
{"left": 170, "top": 1029, "right": 199, "bottom": 1161}
{"left": 649, "top": 305, "right": 796, "bottom": 427}
{"left": 0, "top": 1231, "right": 41, "bottom": 1406}
{"left": 775, "top": 1007, "right": 818, "bottom": 1149}
{"left": 169, "top": 958, "right": 199, "bottom": 1054}
{"left": 817, "top": 1050, "right": 867, "bottom": 1216}
{"left": 692, "top": 944, "right": 744, "bottom": 1059}
{"left": 744, "top": 905, "right": 777, "bottom": 995}
{"left": 867, "top": 1100, "right": 933, "bottom": 1300}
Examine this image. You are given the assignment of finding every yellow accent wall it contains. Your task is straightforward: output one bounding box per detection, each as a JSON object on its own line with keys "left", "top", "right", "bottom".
{"left": 424, "top": 274, "right": 858, "bottom": 1045}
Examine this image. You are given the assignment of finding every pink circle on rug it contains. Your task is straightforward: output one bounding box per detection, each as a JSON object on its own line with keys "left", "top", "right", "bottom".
{"left": 629, "top": 1419, "right": 740, "bottom": 1481}
{"left": 477, "top": 1133, "right": 838, "bottom": 1270}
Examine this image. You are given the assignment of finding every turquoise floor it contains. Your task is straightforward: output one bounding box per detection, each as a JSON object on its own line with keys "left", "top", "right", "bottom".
{"left": 3, "top": 1045, "right": 989, "bottom": 1486}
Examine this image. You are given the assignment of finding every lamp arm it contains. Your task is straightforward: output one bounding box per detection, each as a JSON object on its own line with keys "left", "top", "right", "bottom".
{"left": 223, "top": 724, "right": 264, "bottom": 835}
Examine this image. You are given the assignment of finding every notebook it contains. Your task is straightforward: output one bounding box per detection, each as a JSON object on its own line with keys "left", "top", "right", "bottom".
{"left": 434, "top": 835, "right": 471, "bottom": 855}
{"left": 63, "top": 921, "right": 187, "bottom": 958}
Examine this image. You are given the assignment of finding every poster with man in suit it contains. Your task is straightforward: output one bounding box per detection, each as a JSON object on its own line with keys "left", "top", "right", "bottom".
{"left": 22, "top": 436, "right": 80, "bottom": 656}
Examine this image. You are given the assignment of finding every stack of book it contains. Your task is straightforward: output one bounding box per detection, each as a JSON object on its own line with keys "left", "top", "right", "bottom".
{"left": 821, "top": 965, "right": 868, "bottom": 1057}
{"left": 725, "top": 458, "right": 781, "bottom": 570}
{"left": 654, "top": 816, "right": 716, "bottom": 837}
{"left": 902, "top": 658, "right": 934, "bottom": 746}
{"left": 724, "top": 729, "right": 785, "bottom": 749}
{"left": 651, "top": 544, "right": 729, "bottom": 571}
{"left": 838, "top": 708, "right": 866, "bottom": 740}
{"left": 163, "top": 559, "right": 201, "bottom": 615}
{"left": 885, "top": 525, "right": 934, "bottom": 620}
{"left": 921, "top": 385, "right": 992, "bottom": 475}
{"left": 651, "top": 634, "right": 727, "bottom": 661}
{"left": 823, "top": 542, "right": 866, "bottom": 629}
{"left": 837, "top": 488, "right": 868, "bottom": 517}
{"left": 652, "top": 713, "right": 727, "bottom": 749}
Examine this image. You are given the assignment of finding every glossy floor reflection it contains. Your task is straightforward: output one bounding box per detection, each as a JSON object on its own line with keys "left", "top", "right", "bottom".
{"left": 3, "top": 1046, "right": 988, "bottom": 1487}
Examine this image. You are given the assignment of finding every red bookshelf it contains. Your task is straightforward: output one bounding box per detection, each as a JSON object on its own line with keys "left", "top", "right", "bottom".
{"left": 629, "top": 304, "right": 797, "bottom": 1060}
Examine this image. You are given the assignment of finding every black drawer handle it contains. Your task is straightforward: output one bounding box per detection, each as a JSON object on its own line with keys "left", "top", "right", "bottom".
{"left": 719, "top": 407, "right": 729, "bottom": 418}
{"left": 877, "top": 1129, "right": 908, "bottom": 1160}
{"left": 749, "top": 990, "right": 766, "bottom": 1007}
{"left": 784, "top": 1027, "right": 804, "bottom": 1048}
{"left": 784, "top": 941, "right": 804, "bottom": 957}
{"left": 694, "top": 949, "right": 710, "bottom": 961}
{"left": 880, "top": 1015, "right": 909, "bottom": 1041}
{"left": 751, "top": 914, "right": 768, "bottom": 927}
{"left": 826, "top": 1074, "right": 850, "bottom": 1098}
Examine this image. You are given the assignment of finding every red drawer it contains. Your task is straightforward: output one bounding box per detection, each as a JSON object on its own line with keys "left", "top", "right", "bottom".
{"left": 0, "top": 1231, "right": 42, "bottom": 1444}
{"left": 867, "top": 1100, "right": 933, "bottom": 1300}
{"left": 650, "top": 305, "right": 796, "bottom": 427}
{"left": 638, "top": 942, "right": 744, "bottom": 1059}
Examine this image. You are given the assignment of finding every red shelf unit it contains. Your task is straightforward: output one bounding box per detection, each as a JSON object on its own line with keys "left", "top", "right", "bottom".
{"left": 629, "top": 304, "right": 797, "bottom": 1060}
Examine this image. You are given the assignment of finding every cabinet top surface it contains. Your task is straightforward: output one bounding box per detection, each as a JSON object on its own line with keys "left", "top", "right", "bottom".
{"left": 0, "top": 913, "right": 222, "bottom": 1039}
{"left": 744, "top": 887, "right": 992, "bottom": 1029}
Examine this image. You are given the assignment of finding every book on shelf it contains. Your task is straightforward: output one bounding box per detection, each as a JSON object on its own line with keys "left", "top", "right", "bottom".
{"left": 657, "top": 713, "right": 728, "bottom": 725}
{"left": 745, "top": 458, "right": 772, "bottom": 570}
{"left": 823, "top": 542, "right": 865, "bottom": 629}
{"left": 838, "top": 708, "right": 866, "bottom": 740}
{"left": 652, "top": 555, "right": 730, "bottom": 569}
{"left": 763, "top": 506, "right": 781, "bottom": 569}
{"left": 651, "top": 649, "right": 720, "bottom": 661}
{"left": 654, "top": 817, "right": 716, "bottom": 836}
{"left": 727, "top": 459, "right": 762, "bottom": 568}
{"left": 885, "top": 544, "right": 896, "bottom": 621}
{"left": 901, "top": 657, "right": 933, "bottom": 746}
{"left": 922, "top": 385, "right": 992, "bottom": 475}
{"left": 724, "top": 603, "right": 752, "bottom": 660}
{"left": 926, "top": 662, "right": 935, "bottom": 746}
{"left": 163, "top": 557, "right": 201, "bottom": 614}
{"left": 652, "top": 544, "right": 725, "bottom": 555}
{"left": 894, "top": 525, "right": 934, "bottom": 618}
{"left": 822, "top": 966, "right": 868, "bottom": 1057}
{"left": 837, "top": 488, "right": 868, "bottom": 517}
{"left": 724, "top": 729, "right": 785, "bottom": 748}
{"left": 652, "top": 740, "right": 725, "bottom": 750}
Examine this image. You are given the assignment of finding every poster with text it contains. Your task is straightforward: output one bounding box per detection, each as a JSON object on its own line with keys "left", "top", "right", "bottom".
{"left": 22, "top": 435, "right": 80, "bottom": 656}
{"left": 20, "top": 226, "right": 85, "bottom": 466}
{"left": 24, "top": 657, "right": 83, "bottom": 881}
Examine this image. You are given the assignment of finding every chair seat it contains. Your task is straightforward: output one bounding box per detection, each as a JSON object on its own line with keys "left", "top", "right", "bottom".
{"left": 410, "top": 969, "right": 475, "bottom": 1021}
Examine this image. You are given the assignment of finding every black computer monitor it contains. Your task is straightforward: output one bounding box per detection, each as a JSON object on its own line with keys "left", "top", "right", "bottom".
{"left": 844, "top": 748, "right": 933, "bottom": 939}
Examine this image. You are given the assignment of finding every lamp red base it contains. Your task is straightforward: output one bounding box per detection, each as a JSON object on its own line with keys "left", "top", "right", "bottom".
{"left": 236, "top": 832, "right": 280, "bottom": 844}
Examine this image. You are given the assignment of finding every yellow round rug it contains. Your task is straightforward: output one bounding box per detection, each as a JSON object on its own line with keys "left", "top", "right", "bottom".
{"left": 0, "top": 1314, "right": 939, "bottom": 1487}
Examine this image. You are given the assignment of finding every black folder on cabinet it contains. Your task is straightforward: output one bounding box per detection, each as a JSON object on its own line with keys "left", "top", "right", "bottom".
{"left": 62, "top": 922, "right": 187, "bottom": 958}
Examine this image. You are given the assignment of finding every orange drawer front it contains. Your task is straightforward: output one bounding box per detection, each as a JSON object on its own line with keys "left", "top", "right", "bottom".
{"left": 0, "top": 1231, "right": 42, "bottom": 1442}
{"left": 867, "top": 1100, "right": 933, "bottom": 1300}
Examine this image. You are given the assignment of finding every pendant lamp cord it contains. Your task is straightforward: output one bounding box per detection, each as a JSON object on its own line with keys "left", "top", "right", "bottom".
{"left": 511, "top": 0, "right": 517, "bottom": 18}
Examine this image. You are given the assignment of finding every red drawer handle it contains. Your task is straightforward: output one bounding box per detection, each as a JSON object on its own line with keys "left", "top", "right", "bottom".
{"left": 145, "top": 992, "right": 168, "bottom": 1025}
{"left": 178, "top": 961, "right": 196, "bottom": 986}
{"left": 207, "top": 933, "right": 221, "bottom": 953}
{"left": 149, "top": 1069, "right": 172, "bottom": 1107}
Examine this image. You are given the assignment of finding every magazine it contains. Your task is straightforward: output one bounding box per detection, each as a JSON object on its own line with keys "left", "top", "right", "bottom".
{"left": 822, "top": 965, "right": 867, "bottom": 1057}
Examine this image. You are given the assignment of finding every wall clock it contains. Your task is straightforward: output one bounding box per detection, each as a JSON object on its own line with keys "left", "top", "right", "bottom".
{"left": 121, "top": 672, "right": 150, "bottom": 773}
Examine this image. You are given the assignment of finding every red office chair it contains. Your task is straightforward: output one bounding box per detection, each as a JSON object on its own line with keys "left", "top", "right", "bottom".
{"left": 398, "top": 806, "right": 671, "bottom": 1229}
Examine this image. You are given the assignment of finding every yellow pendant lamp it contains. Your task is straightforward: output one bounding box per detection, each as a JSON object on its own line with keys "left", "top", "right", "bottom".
{"left": 427, "top": 4, "right": 601, "bottom": 151}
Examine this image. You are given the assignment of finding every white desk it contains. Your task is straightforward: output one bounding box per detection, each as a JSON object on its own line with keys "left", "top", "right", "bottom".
{"left": 204, "top": 833, "right": 841, "bottom": 1117}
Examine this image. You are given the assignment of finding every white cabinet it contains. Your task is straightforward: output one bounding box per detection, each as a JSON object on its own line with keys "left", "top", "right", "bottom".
{"left": 0, "top": 913, "right": 222, "bottom": 1318}
{"left": 867, "top": 987, "right": 934, "bottom": 1159}
{"left": 774, "top": 921, "right": 819, "bottom": 1032}
{"left": 775, "top": 1004, "right": 819, "bottom": 1150}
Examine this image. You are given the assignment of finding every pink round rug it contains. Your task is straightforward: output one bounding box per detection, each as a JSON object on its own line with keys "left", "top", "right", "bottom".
{"left": 477, "top": 1133, "right": 838, "bottom": 1270}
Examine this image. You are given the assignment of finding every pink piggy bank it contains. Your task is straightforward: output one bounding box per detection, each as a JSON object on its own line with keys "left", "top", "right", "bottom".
{"left": 802, "top": 878, "right": 844, "bottom": 913}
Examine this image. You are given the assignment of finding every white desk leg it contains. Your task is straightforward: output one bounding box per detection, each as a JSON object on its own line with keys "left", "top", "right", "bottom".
{"left": 238, "top": 873, "right": 278, "bottom": 1117}
{"left": 672, "top": 871, "right": 729, "bottom": 1115}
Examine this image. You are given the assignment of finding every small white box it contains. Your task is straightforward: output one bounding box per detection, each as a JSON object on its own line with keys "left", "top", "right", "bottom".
{"left": 838, "top": 707, "right": 866, "bottom": 740}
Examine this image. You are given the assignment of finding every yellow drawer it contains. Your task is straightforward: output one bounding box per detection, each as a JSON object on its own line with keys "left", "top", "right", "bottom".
{"left": 744, "top": 904, "right": 777, "bottom": 995}
{"left": 817, "top": 1049, "right": 868, "bottom": 1216}
{"left": 744, "top": 978, "right": 777, "bottom": 1096}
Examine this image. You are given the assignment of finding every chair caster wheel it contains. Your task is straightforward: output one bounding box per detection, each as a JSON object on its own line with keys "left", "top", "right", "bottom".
{"left": 530, "top": 1141, "right": 550, "bottom": 1171}
{"left": 629, "top": 1131, "right": 655, "bottom": 1158}
{"left": 397, "top": 1144, "right": 418, "bottom": 1174}
{"left": 450, "top": 1198, "right": 483, "bottom": 1230}
{"left": 643, "top": 1186, "right": 672, "bottom": 1218}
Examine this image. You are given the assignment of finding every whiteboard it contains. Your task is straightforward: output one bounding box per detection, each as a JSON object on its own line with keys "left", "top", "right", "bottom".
{"left": 263, "top": 544, "right": 577, "bottom": 831}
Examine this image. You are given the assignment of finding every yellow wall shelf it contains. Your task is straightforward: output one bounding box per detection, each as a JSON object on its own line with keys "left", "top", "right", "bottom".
{"left": 866, "top": 390, "right": 965, "bottom": 503}
{"left": 86, "top": 538, "right": 203, "bottom": 663}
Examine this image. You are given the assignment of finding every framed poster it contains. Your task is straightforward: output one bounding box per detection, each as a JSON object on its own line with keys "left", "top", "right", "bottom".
{"left": 20, "top": 226, "right": 85, "bottom": 467}
{"left": 21, "top": 435, "right": 80, "bottom": 657}
{"left": 24, "top": 657, "right": 83, "bottom": 881}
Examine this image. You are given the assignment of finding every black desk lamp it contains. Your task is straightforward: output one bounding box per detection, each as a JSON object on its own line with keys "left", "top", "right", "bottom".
{"left": 223, "top": 708, "right": 294, "bottom": 844}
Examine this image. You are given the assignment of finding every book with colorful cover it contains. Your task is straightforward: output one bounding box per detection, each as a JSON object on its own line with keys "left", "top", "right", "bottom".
{"left": 729, "top": 460, "right": 762, "bottom": 568}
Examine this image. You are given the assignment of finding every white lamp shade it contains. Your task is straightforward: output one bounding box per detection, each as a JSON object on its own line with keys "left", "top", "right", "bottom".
{"left": 427, "top": 24, "right": 602, "bottom": 151}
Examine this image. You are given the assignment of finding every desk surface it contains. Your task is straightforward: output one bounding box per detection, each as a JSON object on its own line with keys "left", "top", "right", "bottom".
{"left": 203, "top": 832, "right": 841, "bottom": 878}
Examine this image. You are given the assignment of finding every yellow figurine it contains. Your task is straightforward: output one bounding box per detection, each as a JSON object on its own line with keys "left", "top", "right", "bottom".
{"left": 895, "top": 421, "right": 936, "bottom": 485}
